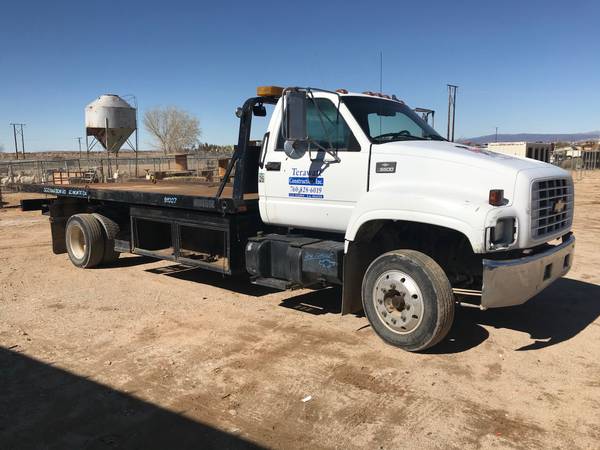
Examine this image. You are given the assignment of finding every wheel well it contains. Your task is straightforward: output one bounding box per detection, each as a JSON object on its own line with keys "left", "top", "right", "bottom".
{"left": 341, "top": 220, "right": 482, "bottom": 315}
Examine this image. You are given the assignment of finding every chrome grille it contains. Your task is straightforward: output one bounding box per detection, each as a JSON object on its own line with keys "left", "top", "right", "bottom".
{"left": 531, "top": 178, "right": 573, "bottom": 239}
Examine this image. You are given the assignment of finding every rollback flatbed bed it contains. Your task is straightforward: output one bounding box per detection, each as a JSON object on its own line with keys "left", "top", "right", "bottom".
{"left": 20, "top": 94, "right": 279, "bottom": 276}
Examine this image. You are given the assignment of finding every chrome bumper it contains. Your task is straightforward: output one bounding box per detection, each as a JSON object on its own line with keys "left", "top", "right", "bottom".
{"left": 481, "top": 234, "right": 575, "bottom": 309}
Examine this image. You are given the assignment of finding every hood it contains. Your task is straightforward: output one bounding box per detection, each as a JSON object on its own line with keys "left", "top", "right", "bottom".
{"left": 372, "top": 140, "right": 551, "bottom": 177}
{"left": 368, "top": 139, "right": 571, "bottom": 210}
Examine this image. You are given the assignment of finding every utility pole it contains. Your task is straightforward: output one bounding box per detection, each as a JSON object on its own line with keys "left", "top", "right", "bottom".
{"left": 10, "top": 123, "right": 26, "bottom": 159}
{"left": 12, "top": 124, "right": 18, "bottom": 160}
{"left": 75, "top": 137, "right": 82, "bottom": 158}
{"left": 495, "top": 127, "right": 498, "bottom": 142}
{"left": 446, "top": 85, "right": 458, "bottom": 142}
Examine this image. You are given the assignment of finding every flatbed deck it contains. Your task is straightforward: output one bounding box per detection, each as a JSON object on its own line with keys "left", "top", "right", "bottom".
{"left": 21, "top": 181, "right": 259, "bottom": 213}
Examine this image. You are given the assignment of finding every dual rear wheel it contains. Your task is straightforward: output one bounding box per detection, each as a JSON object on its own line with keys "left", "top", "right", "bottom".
{"left": 65, "top": 214, "right": 120, "bottom": 268}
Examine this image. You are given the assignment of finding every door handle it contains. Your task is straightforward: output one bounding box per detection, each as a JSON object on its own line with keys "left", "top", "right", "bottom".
{"left": 265, "top": 162, "right": 281, "bottom": 171}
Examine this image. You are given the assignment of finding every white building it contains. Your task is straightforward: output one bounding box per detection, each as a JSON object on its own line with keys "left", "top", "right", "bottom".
{"left": 487, "top": 142, "right": 552, "bottom": 163}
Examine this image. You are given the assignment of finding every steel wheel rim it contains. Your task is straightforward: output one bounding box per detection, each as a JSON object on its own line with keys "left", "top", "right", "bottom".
{"left": 372, "top": 270, "right": 424, "bottom": 334}
{"left": 67, "top": 224, "right": 86, "bottom": 260}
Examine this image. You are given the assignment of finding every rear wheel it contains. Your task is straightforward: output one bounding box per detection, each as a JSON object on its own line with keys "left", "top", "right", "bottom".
{"left": 92, "top": 213, "right": 121, "bottom": 265}
{"left": 65, "top": 214, "right": 105, "bottom": 268}
{"left": 362, "top": 249, "right": 454, "bottom": 352}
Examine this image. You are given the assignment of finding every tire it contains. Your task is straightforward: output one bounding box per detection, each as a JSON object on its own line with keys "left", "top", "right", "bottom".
{"left": 102, "top": 239, "right": 120, "bottom": 265}
{"left": 361, "top": 249, "right": 454, "bottom": 352}
{"left": 65, "top": 214, "right": 105, "bottom": 268}
{"left": 92, "top": 213, "right": 121, "bottom": 265}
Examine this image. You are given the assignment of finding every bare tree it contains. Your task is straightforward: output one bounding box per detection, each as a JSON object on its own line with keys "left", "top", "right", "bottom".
{"left": 143, "top": 106, "right": 201, "bottom": 155}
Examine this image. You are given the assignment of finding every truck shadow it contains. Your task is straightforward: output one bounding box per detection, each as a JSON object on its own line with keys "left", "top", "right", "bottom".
{"left": 278, "top": 287, "right": 344, "bottom": 315}
{"left": 98, "top": 254, "right": 156, "bottom": 268}
{"left": 138, "top": 261, "right": 599, "bottom": 353}
{"left": 144, "top": 265, "right": 277, "bottom": 297}
{"left": 430, "top": 277, "right": 600, "bottom": 353}
{"left": 0, "top": 347, "right": 264, "bottom": 449}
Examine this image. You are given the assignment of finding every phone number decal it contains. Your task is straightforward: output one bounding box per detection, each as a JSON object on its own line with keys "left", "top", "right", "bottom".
{"left": 288, "top": 176, "right": 324, "bottom": 198}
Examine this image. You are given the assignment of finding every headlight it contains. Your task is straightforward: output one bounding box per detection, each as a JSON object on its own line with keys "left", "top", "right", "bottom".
{"left": 487, "top": 217, "right": 517, "bottom": 251}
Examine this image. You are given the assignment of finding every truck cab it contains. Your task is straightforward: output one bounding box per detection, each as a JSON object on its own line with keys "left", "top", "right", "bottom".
{"left": 250, "top": 86, "right": 575, "bottom": 350}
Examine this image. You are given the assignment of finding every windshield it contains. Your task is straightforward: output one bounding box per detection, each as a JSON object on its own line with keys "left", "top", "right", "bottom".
{"left": 342, "top": 96, "right": 445, "bottom": 143}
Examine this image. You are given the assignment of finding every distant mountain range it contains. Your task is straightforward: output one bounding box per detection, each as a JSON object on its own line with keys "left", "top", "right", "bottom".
{"left": 460, "top": 131, "right": 600, "bottom": 145}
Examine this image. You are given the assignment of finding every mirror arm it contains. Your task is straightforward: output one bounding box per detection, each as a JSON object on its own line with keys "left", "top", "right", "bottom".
{"left": 308, "top": 139, "right": 341, "bottom": 163}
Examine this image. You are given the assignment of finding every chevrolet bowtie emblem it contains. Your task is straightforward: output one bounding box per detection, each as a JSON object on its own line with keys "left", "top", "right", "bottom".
{"left": 553, "top": 198, "right": 566, "bottom": 213}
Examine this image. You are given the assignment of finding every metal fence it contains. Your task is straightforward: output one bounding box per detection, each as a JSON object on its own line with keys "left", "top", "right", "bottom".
{"left": 0, "top": 151, "right": 233, "bottom": 185}
{"left": 551, "top": 149, "right": 600, "bottom": 180}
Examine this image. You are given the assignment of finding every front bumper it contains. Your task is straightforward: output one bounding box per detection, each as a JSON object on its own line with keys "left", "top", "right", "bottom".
{"left": 481, "top": 234, "right": 575, "bottom": 309}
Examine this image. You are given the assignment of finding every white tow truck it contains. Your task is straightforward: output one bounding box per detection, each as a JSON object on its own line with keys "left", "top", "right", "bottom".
{"left": 23, "top": 86, "right": 575, "bottom": 351}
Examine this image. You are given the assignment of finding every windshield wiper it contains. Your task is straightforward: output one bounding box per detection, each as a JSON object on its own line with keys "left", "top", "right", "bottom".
{"left": 373, "top": 134, "right": 426, "bottom": 143}
{"left": 423, "top": 134, "right": 446, "bottom": 141}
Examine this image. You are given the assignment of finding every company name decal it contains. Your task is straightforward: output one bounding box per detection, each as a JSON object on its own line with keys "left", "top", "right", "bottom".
{"left": 42, "top": 187, "right": 88, "bottom": 197}
{"left": 288, "top": 168, "right": 324, "bottom": 198}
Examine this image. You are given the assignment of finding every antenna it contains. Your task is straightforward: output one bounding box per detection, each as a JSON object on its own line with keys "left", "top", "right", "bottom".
{"left": 379, "top": 51, "right": 383, "bottom": 92}
{"left": 379, "top": 51, "right": 383, "bottom": 135}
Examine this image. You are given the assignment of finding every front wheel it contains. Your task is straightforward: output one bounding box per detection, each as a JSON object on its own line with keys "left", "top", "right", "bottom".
{"left": 362, "top": 250, "right": 454, "bottom": 352}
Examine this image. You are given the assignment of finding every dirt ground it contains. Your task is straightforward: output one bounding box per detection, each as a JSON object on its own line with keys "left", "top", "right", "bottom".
{"left": 1, "top": 173, "right": 599, "bottom": 450}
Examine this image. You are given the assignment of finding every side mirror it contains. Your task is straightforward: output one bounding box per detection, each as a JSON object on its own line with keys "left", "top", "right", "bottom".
{"left": 282, "top": 90, "right": 308, "bottom": 159}
{"left": 253, "top": 104, "right": 266, "bottom": 117}
{"left": 283, "top": 140, "right": 308, "bottom": 160}
{"left": 282, "top": 91, "right": 307, "bottom": 141}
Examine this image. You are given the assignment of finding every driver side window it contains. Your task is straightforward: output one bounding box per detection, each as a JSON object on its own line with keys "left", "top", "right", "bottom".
{"left": 276, "top": 98, "right": 360, "bottom": 151}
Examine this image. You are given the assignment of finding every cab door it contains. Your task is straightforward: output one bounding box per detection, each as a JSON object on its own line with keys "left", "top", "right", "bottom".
{"left": 260, "top": 96, "right": 369, "bottom": 233}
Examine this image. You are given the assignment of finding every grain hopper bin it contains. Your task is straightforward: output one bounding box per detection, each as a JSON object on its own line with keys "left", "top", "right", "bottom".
{"left": 85, "top": 94, "right": 136, "bottom": 154}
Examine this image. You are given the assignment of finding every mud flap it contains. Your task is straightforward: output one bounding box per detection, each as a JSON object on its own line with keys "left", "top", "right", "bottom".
{"left": 341, "top": 241, "right": 370, "bottom": 315}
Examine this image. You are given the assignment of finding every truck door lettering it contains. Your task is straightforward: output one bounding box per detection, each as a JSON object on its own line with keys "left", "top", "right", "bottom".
{"left": 288, "top": 168, "right": 325, "bottom": 198}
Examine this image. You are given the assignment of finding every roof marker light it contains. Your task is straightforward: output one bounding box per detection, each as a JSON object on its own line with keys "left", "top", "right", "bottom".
{"left": 256, "top": 86, "right": 284, "bottom": 97}
{"left": 489, "top": 189, "right": 505, "bottom": 206}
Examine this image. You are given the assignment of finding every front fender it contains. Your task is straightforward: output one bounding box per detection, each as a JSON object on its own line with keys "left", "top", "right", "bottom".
{"left": 345, "top": 189, "right": 492, "bottom": 253}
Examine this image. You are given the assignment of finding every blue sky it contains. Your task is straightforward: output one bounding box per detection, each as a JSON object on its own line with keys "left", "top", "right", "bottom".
{"left": 1, "top": 0, "right": 599, "bottom": 152}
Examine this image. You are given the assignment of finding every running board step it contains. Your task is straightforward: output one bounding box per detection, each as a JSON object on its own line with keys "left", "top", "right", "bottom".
{"left": 251, "top": 277, "right": 296, "bottom": 290}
